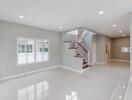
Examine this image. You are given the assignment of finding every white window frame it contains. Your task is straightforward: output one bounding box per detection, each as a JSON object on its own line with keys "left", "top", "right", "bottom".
{"left": 35, "top": 39, "right": 50, "bottom": 63}
{"left": 121, "top": 47, "right": 130, "bottom": 53}
{"left": 17, "top": 38, "right": 50, "bottom": 66}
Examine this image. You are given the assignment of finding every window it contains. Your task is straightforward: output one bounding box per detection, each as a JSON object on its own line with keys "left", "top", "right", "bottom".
{"left": 36, "top": 40, "right": 49, "bottom": 62}
{"left": 18, "top": 39, "right": 34, "bottom": 65}
{"left": 17, "top": 38, "right": 49, "bottom": 65}
{"left": 121, "top": 47, "right": 130, "bottom": 53}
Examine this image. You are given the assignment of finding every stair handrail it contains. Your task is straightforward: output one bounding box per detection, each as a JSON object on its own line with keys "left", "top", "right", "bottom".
{"left": 77, "top": 31, "right": 85, "bottom": 42}
{"left": 77, "top": 42, "right": 88, "bottom": 53}
{"left": 76, "top": 30, "right": 89, "bottom": 63}
{"left": 76, "top": 30, "right": 88, "bottom": 53}
{"left": 63, "top": 29, "right": 90, "bottom": 65}
{"left": 77, "top": 31, "right": 84, "bottom": 38}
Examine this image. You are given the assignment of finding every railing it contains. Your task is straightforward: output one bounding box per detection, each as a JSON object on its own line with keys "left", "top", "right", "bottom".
{"left": 63, "top": 29, "right": 89, "bottom": 64}
{"left": 76, "top": 31, "right": 89, "bottom": 63}
{"left": 77, "top": 42, "right": 88, "bottom": 53}
{"left": 77, "top": 42, "right": 89, "bottom": 62}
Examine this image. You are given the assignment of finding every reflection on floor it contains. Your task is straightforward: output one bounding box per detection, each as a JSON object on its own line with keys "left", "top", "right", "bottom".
{"left": 0, "top": 61, "right": 130, "bottom": 100}
{"left": 18, "top": 81, "right": 49, "bottom": 100}
{"left": 66, "top": 91, "right": 78, "bottom": 100}
{"left": 124, "top": 81, "right": 132, "bottom": 100}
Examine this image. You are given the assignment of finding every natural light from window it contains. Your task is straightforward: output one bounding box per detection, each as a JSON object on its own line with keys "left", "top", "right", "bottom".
{"left": 17, "top": 38, "right": 49, "bottom": 65}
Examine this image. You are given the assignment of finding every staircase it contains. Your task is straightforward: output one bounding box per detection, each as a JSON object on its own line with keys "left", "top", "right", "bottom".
{"left": 64, "top": 30, "right": 90, "bottom": 69}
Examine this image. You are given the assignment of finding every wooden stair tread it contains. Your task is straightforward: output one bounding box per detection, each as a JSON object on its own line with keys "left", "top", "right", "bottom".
{"left": 74, "top": 55, "right": 83, "bottom": 58}
{"left": 83, "top": 62, "right": 87, "bottom": 64}
{"left": 69, "top": 47, "right": 77, "bottom": 49}
{"left": 83, "top": 65, "right": 91, "bottom": 69}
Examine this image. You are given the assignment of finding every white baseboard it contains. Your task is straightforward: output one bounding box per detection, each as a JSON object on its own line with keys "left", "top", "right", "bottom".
{"left": 95, "top": 62, "right": 106, "bottom": 64}
{"left": 0, "top": 64, "right": 92, "bottom": 82}
{"left": 112, "top": 59, "right": 130, "bottom": 63}
{"left": 0, "top": 65, "right": 61, "bottom": 82}
{"left": 61, "top": 66, "right": 83, "bottom": 73}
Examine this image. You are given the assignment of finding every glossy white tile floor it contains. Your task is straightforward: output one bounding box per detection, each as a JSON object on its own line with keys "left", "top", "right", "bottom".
{"left": 124, "top": 81, "right": 132, "bottom": 100}
{"left": 0, "top": 61, "right": 130, "bottom": 100}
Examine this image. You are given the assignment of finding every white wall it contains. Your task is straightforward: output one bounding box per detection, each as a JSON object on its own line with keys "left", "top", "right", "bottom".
{"left": 92, "top": 37, "right": 96, "bottom": 64}
{"left": 96, "top": 35, "right": 111, "bottom": 63}
{"left": 0, "top": 20, "right": 61, "bottom": 78}
{"left": 96, "top": 35, "right": 106, "bottom": 63}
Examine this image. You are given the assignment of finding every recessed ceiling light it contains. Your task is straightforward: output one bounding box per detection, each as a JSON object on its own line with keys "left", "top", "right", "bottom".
{"left": 59, "top": 26, "right": 63, "bottom": 30}
{"left": 122, "top": 85, "right": 126, "bottom": 89}
{"left": 119, "top": 30, "right": 123, "bottom": 34}
{"left": 19, "top": 15, "right": 24, "bottom": 19}
{"left": 112, "top": 24, "right": 117, "bottom": 27}
{"left": 119, "top": 30, "right": 123, "bottom": 33}
{"left": 99, "top": 11, "right": 104, "bottom": 15}
{"left": 122, "top": 34, "right": 126, "bottom": 37}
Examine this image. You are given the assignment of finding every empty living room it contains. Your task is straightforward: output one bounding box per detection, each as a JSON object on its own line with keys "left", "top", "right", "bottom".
{"left": 0, "top": 0, "right": 132, "bottom": 100}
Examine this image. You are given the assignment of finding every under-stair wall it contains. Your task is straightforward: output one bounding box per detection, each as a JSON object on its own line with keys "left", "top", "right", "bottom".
{"left": 61, "top": 28, "right": 96, "bottom": 72}
{"left": 62, "top": 42, "right": 83, "bottom": 72}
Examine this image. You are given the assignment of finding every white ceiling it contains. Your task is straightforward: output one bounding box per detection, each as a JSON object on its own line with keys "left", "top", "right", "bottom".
{"left": 0, "top": 0, "right": 132, "bottom": 37}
